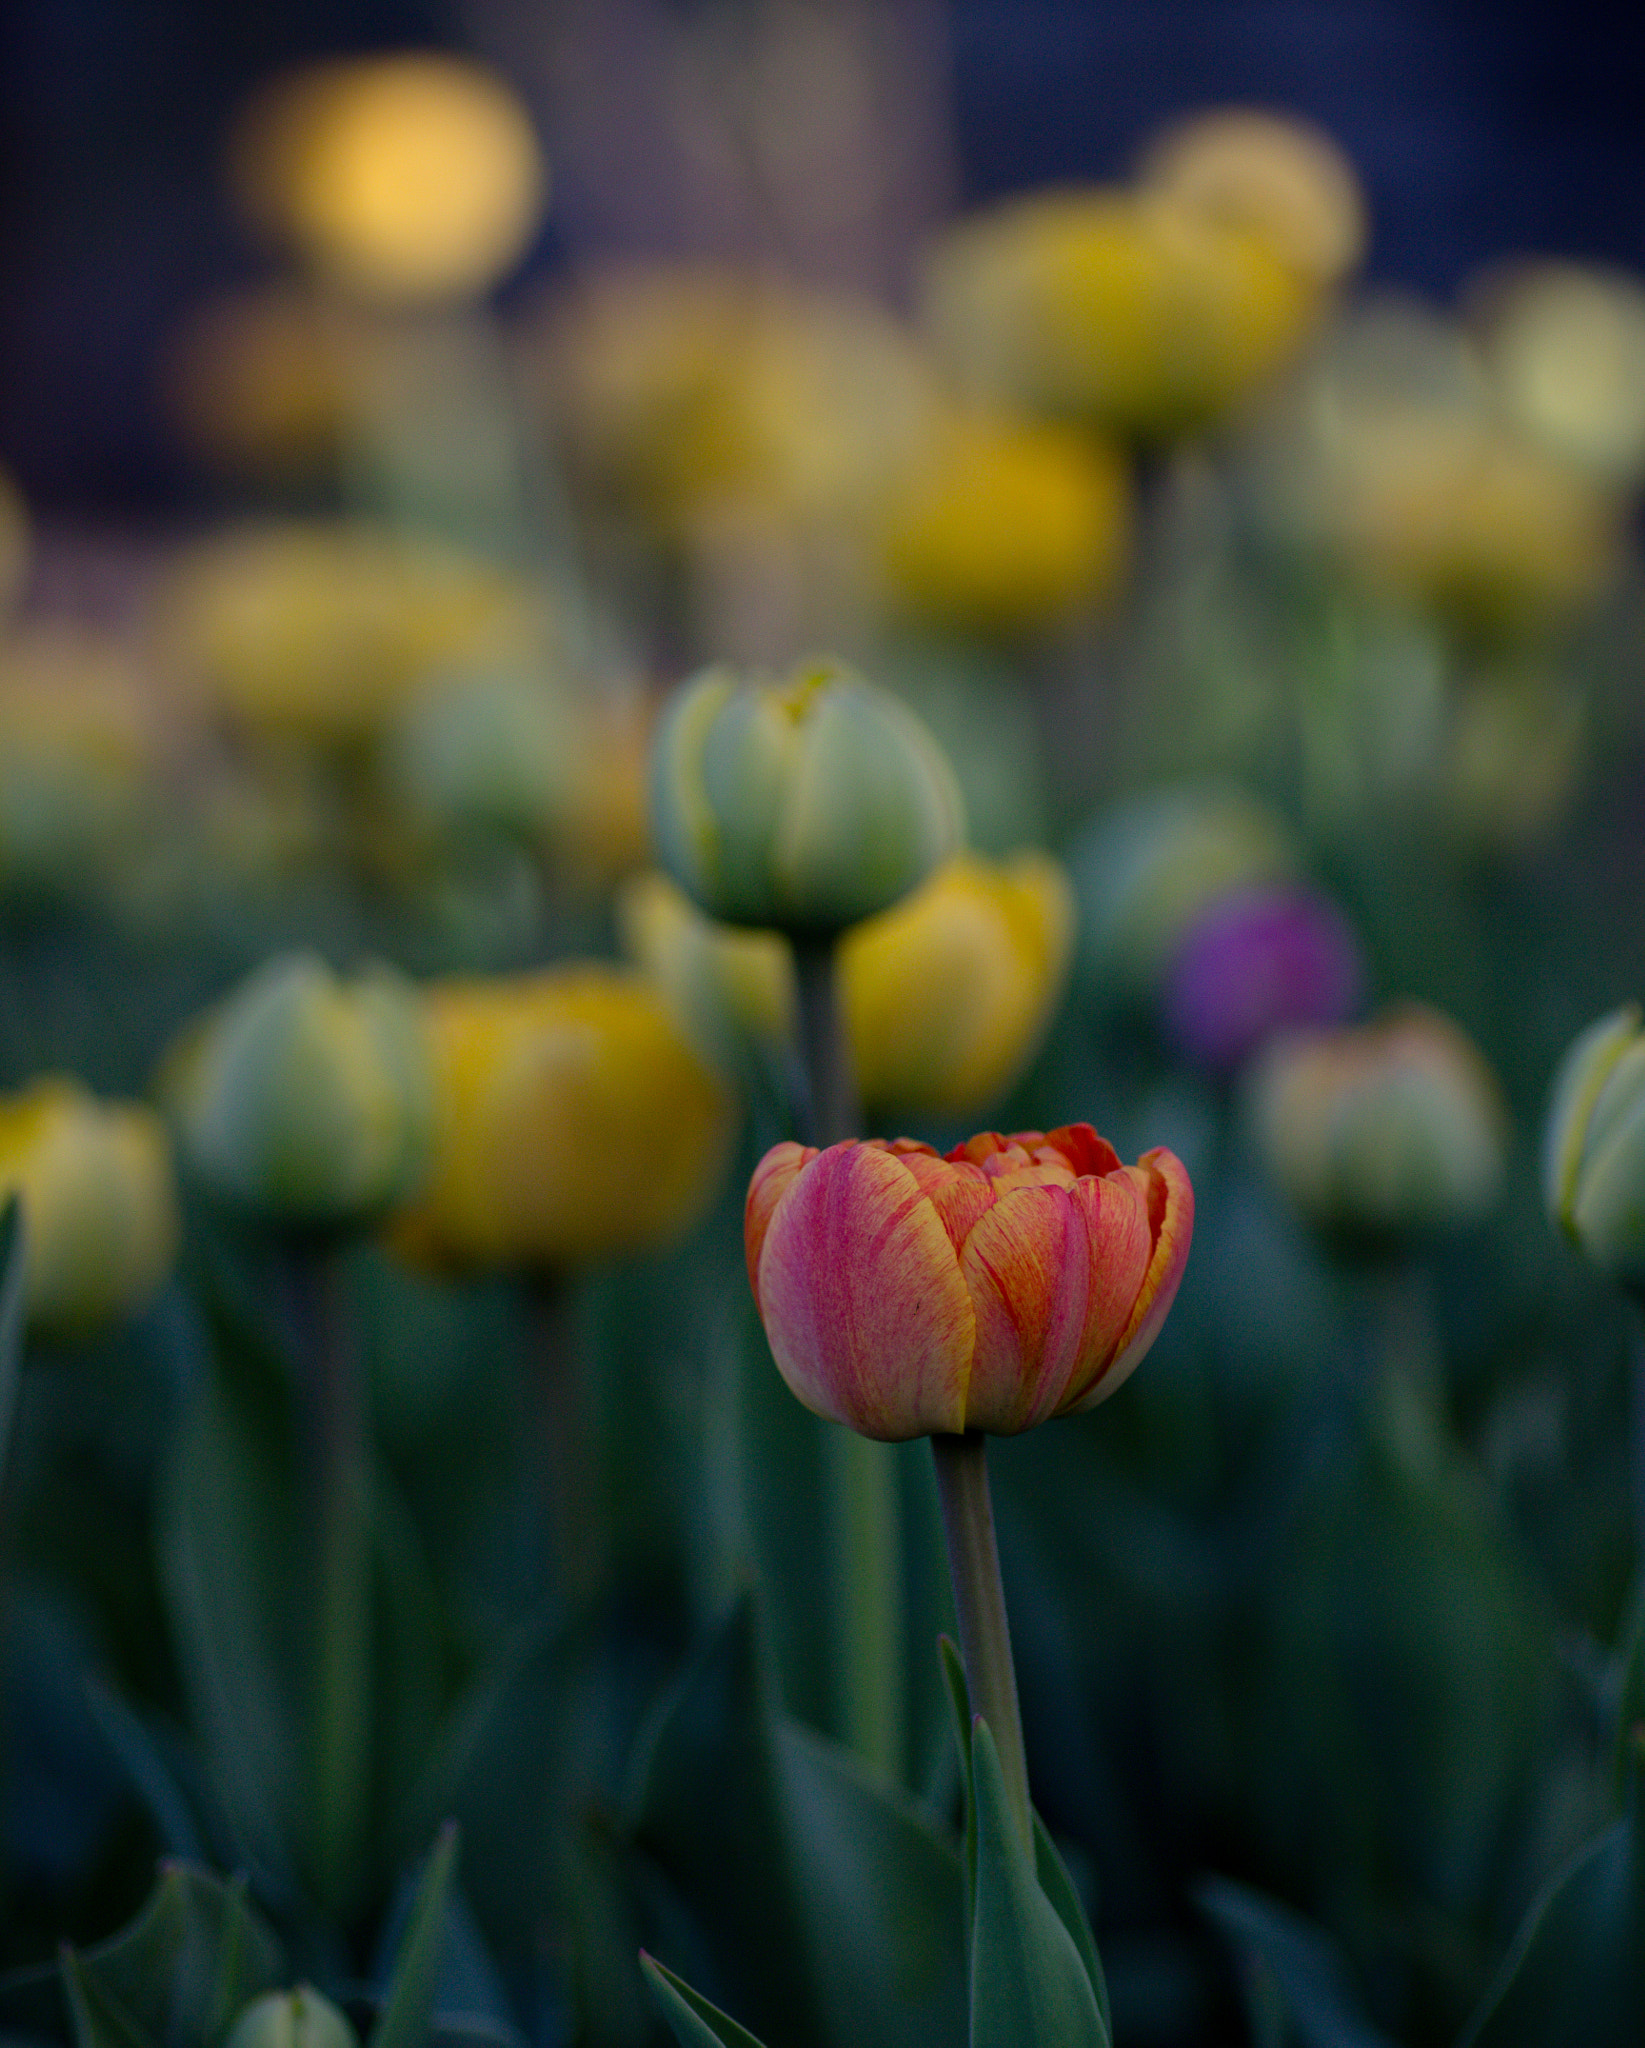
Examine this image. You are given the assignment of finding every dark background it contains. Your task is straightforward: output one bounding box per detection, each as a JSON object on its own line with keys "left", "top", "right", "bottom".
{"left": 3, "top": 0, "right": 1644, "bottom": 514}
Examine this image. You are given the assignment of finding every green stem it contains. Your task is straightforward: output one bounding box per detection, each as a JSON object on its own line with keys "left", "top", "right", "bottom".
{"left": 930, "top": 1430, "right": 1031, "bottom": 1853}
{"left": 530, "top": 1273, "right": 601, "bottom": 1612}
{"left": 791, "top": 933, "right": 903, "bottom": 1779}
{"left": 287, "top": 1245, "right": 371, "bottom": 1915}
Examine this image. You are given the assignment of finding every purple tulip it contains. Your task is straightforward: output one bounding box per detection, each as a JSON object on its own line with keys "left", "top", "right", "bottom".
{"left": 1162, "top": 884, "right": 1364, "bottom": 1072}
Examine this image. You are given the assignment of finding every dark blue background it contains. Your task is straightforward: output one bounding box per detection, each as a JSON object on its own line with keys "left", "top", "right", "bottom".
{"left": 3, "top": 1, "right": 1643, "bottom": 512}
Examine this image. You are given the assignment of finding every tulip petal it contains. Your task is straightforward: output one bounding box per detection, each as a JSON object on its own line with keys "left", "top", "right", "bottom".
{"left": 1068, "top": 1147, "right": 1195, "bottom": 1410}
{"left": 755, "top": 1142, "right": 975, "bottom": 1440}
{"left": 893, "top": 1144, "right": 997, "bottom": 1251}
{"left": 745, "top": 1140, "right": 815, "bottom": 1302}
{"left": 1041, "top": 1122, "right": 1123, "bottom": 1179}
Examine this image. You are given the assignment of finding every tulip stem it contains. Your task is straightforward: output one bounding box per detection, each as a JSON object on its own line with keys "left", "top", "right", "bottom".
{"left": 792, "top": 934, "right": 904, "bottom": 1780}
{"left": 793, "top": 937, "right": 861, "bottom": 1148}
{"left": 930, "top": 1430, "right": 1032, "bottom": 1854}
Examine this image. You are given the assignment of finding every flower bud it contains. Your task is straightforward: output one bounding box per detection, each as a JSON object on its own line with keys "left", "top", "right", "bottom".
{"left": 1543, "top": 1004, "right": 1645, "bottom": 1286}
{"left": 225, "top": 1988, "right": 356, "bottom": 2048}
{"left": 842, "top": 851, "right": 1073, "bottom": 1114}
{"left": 1068, "top": 783, "right": 1296, "bottom": 1005}
{"left": 1161, "top": 883, "right": 1363, "bottom": 1072}
{"left": 649, "top": 659, "right": 964, "bottom": 935}
{"left": 0, "top": 1078, "right": 178, "bottom": 1339}
{"left": 746, "top": 1124, "right": 1193, "bottom": 1440}
{"left": 393, "top": 965, "right": 733, "bottom": 1271}
{"left": 163, "top": 953, "right": 433, "bottom": 1231}
{"left": 1250, "top": 1005, "right": 1507, "bottom": 1242}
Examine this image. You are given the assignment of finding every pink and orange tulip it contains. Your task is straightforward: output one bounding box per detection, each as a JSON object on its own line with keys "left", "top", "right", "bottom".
{"left": 745, "top": 1124, "right": 1192, "bottom": 1441}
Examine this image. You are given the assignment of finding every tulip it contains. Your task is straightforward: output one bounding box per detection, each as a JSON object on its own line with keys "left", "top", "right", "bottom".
{"left": 1544, "top": 1004, "right": 1645, "bottom": 1288}
{"left": 1249, "top": 1005, "right": 1506, "bottom": 1241}
{"left": 1161, "top": 882, "right": 1363, "bottom": 1072}
{"left": 746, "top": 1124, "right": 1193, "bottom": 1441}
{"left": 879, "top": 411, "right": 1130, "bottom": 637}
{"left": 163, "top": 953, "right": 433, "bottom": 1231}
{"left": 225, "top": 1992, "right": 356, "bottom": 2048}
{"left": 394, "top": 964, "right": 733, "bottom": 1271}
{"left": 842, "top": 851, "right": 1074, "bottom": 1114}
{"left": 0, "top": 1077, "right": 178, "bottom": 1339}
{"left": 153, "top": 525, "right": 552, "bottom": 748}
{"left": 231, "top": 55, "right": 546, "bottom": 305}
{"left": 650, "top": 659, "right": 964, "bottom": 937}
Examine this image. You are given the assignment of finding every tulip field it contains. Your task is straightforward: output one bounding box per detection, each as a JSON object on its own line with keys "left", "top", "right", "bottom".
{"left": 2, "top": 33, "right": 1645, "bottom": 2048}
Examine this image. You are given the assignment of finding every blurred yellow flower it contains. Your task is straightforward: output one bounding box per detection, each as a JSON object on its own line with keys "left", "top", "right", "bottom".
{"left": 922, "top": 187, "right": 1319, "bottom": 439}
{"left": 842, "top": 851, "right": 1074, "bottom": 1115}
{"left": 1472, "top": 260, "right": 1645, "bottom": 487}
{"left": 231, "top": 54, "right": 547, "bottom": 304}
{"left": 1137, "top": 108, "right": 1367, "bottom": 288}
{"left": 879, "top": 411, "right": 1130, "bottom": 636}
{"left": 0, "top": 1078, "right": 178, "bottom": 1339}
{"left": 395, "top": 966, "right": 734, "bottom": 1271}
{"left": 153, "top": 525, "right": 553, "bottom": 747}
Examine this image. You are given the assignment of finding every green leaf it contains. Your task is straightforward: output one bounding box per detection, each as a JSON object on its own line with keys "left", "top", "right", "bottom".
{"left": 0, "top": 1194, "right": 26, "bottom": 1481}
{"left": 59, "top": 1950, "right": 159, "bottom": 2048}
{"left": 639, "top": 1956, "right": 773, "bottom": 2048}
{"left": 1458, "top": 1746, "right": 1645, "bottom": 2048}
{"left": 629, "top": 1596, "right": 965, "bottom": 2048}
{"left": 1032, "top": 1820, "right": 1110, "bottom": 2043}
{"left": 58, "top": 1863, "right": 282, "bottom": 2048}
{"left": 1197, "top": 1878, "right": 1397, "bottom": 2048}
{"left": 969, "top": 1721, "right": 1109, "bottom": 2048}
{"left": 157, "top": 1282, "right": 305, "bottom": 1885}
{"left": 368, "top": 1824, "right": 460, "bottom": 2048}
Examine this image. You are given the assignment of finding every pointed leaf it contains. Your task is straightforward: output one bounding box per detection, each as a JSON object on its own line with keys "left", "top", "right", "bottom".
{"left": 969, "top": 1721, "right": 1109, "bottom": 2048}
{"left": 65, "top": 1862, "right": 282, "bottom": 2048}
{"left": 1197, "top": 1879, "right": 1397, "bottom": 2048}
{"left": 368, "top": 1825, "right": 459, "bottom": 2048}
{"left": 59, "top": 1951, "right": 159, "bottom": 2048}
{"left": 0, "top": 1195, "right": 26, "bottom": 1482}
{"left": 640, "top": 1956, "right": 773, "bottom": 2048}
{"left": 1033, "top": 1819, "right": 1110, "bottom": 2041}
{"left": 1459, "top": 1749, "right": 1645, "bottom": 2048}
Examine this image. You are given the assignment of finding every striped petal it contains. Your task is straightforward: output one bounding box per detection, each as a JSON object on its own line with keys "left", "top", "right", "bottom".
{"left": 755, "top": 1141, "right": 975, "bottom": 1440}
{"left": 1067, "top": 1147, "right": 1195, "bottom": 1411}
{"left": 745, "top": 1139, "right": 815, "bottom": 1303}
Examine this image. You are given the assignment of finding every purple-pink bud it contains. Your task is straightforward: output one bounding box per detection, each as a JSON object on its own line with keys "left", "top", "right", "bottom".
{"left": 1161, "top": 884, "right": 1363, "bottom": 1073}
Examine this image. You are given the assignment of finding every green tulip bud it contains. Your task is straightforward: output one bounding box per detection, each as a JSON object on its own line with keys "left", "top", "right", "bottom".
{"left": 163, "top": 952, "right": 433, "bottom": 1230}
{"left": 1544, "top": 1003, "right": 1645, "bottom": 1286}
{"left": 1250, "top": 1004, "right": 1507, "bottom": 1244}
{"left": 649, "top": 659, "right": 965, "bottom": 936}
{"left": 225, "top": 1988, "right": 357, "bottom": 2048}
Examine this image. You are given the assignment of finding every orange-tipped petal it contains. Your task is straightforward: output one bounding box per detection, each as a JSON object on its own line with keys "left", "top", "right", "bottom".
{"left": 893, "top": 1145, "right": 998, "bottom": 1251}
{"left": 1041, "top": 1122, "right": 1124, "bottom": 1178}
{"left": 754, "top": 1141, "right": 975, "bottom": 1439}
{"left": 1067, "top": 1147, "right": 1195, "bottom": 1411}
{"left": 744, "top": 1140, "right": 815, "bottom": 1303}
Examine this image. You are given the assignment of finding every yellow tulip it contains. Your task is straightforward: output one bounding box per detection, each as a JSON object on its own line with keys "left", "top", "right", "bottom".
{"left": 922, "top": 187, "right": 1319, "bottom": 440}
{"left": 1137, "top": 108, "right": 1367, "bottom": 288}
{"left": 231, "top": 54, "right": 547, "bottom": 304}
{"left": 153, "top": 524, "right": 553, "bottom": 747}
{"left": 879, "top": 412, "right": 1130, "bottom": 636}
{"left": 395, "top": 966, "right": 734, "bottom": 1270}
{"left": 0, "top": 1078, "right": 178, "bottom": 1339}
{"left": 842, "top": 852, "right": 1074, "bottom": 1115}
